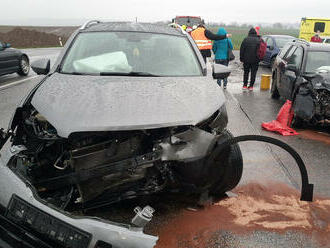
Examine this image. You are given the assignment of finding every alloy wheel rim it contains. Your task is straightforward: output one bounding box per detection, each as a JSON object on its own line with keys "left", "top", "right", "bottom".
{"left": 21, "top": 58, "right": 29, "bottom": 74}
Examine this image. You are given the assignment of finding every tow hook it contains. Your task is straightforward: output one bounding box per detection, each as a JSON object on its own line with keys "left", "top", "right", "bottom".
{"left": 215, "top": 135, "right": 314, "bottom": 202}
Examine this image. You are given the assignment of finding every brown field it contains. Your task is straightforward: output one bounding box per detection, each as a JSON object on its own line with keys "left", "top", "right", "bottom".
{"left": 0, "top": 26, "right": 77, "bottom": 48}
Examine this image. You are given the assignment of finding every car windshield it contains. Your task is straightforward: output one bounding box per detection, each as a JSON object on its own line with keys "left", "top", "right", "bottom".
{"left": 305, "top": 51, "right": 330, "bottom": 73}
{"left": 275, "top": 37, "right": 295, "bottom": 48}
{"left": 61, "top": 32, "right": 202, "bottom": 76}
{"left": 175, "top": 17, "right": 201, "bottom": 26}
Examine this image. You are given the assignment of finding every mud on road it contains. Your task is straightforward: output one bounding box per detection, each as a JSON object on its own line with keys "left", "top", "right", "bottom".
{"left": 150, "top": 183, "right": 330, "bottom": 248}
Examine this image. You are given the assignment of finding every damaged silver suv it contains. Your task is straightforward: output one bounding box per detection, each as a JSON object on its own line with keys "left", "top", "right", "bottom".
{"left": 0, "top": 21, "right": 242, "bottom": 248}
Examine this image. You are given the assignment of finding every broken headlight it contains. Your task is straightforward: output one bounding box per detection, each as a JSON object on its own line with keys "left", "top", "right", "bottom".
{"left": 197, "top": 105, "right": 228, "bottom": 133}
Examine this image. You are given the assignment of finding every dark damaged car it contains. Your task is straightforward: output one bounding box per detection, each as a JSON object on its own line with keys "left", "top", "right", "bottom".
{"left": 271, "top": 40, "right": 330, "bottom": 126}
{"left": 0, "top": 22, "right": 242, "bottom": 248}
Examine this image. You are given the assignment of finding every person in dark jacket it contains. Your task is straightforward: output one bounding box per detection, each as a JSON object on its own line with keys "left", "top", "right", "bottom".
{"left": 212, "top": 27, "right": 233, "bottom": 89}
{"left": 240, "top": 28, "right": 260, "bottom": 90}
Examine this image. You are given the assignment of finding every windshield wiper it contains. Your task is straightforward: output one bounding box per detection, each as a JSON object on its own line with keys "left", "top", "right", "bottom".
{"left": 61, "top": 71, "right": 98, "bottom": 76}
{"left": 100, "top": 71, "right": 160, "bottom": 77}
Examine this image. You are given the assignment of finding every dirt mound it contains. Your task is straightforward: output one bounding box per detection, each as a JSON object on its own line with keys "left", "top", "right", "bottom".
{"left": 151, "top": 182, "right": 330, "bottom": 248}
{"left": 0, "top": 27, "right": 68, "bottom": 48}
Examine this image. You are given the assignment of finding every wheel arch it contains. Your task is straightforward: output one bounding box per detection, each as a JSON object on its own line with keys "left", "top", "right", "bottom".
{"left": 21, "top": 53, "right": 30, "bottom": 62}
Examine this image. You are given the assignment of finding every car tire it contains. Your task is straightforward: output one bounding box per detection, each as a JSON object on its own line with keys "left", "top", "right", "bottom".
{"left": 207, "top": 130, "right": 243, "bottom": 197}
{"left": 17, "top": 55, "right": 30, "bottom": 76}
{"left": 271, "top": 72, "right": 280, "bottom": 99}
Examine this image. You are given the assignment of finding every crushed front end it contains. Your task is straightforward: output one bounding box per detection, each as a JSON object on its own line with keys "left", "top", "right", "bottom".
{"left": 0, "top": 101, "right": 240, "bottom": 248}
{"left": 294, "top": 72, "right": 330, "bottom": 126}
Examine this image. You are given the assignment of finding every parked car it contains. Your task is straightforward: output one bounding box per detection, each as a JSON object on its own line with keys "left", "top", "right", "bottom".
{"left": 0, "top": 21, "right": 241, "bottom": 248}
{"left": 261, "top": 35, "right": 296, "bottom": 68}
{"left": 0, "top": 41, "right": 30, "bottom": 76}
{"left": 271, "top": 39, "right": 330, "bottom": 126}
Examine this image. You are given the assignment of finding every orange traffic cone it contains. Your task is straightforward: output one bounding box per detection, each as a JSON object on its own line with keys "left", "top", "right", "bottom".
{"left": 261, "top": 100, "right": 299, "bottom": 136}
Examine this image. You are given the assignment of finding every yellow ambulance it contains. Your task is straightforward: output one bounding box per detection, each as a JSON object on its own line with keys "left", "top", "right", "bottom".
{"left": 299, "top": 17, "right": 330, "bottom": 41}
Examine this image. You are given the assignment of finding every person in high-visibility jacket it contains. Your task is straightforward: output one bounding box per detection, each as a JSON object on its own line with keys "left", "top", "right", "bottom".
{"left": 191, "top": 24, "right": 232, "bottom": 63}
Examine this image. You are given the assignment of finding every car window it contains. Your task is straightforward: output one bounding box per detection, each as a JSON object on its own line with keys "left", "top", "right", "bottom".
{"left": 278, "top": 44, "right": 292, "bottom": 58}
{"left": 0, "top": 42, "right": 3, "bottom": 50}
{"left": 176, "top": 17, "right": 201, "bottom": 26}
{"left": 283, "top": 45, "right": 297, "bottom": 61}
{"left": 305, "top": 51, "right": 330, "bottom": 73}
{"left": 267, "top": 38, "right": 274, "bottom": 47}
{"left": 262, "top": 37, "right": 268, "bottom": 43}
{"left": 314, "top": 22, "right": 325, "bottom": 33}
{"left": 325, "top": 39, "right": 330, "bottom": 44}
{"left": 287, "top": 47, "right": 304, "bottom": 69}
{"left": 61, "top": 32, "right": 202, "bottom": 76}
{"left": 274, "top": 37, "right": 296, "bottom": 48}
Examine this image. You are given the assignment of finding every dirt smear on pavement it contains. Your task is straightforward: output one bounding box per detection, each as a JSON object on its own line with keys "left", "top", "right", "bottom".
{"left": 298, "top": 130, "right": 330, "bottom": 146}
{"left": 151, "top": 182, "right": 330, "bottom": 248}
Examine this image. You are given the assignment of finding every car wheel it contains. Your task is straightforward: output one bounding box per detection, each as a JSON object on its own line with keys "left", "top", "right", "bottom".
{"left": 207, "top": 130, "right": 243, "bottom": 197}
{"left": 17, "top": 55, "right": 30, "bottom": 76}
{"left": 271, "top": 72, "right": 280, "bottom": 99}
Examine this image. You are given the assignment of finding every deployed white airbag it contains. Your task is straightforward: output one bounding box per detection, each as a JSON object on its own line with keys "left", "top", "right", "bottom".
{"left": 73, "top": 51, "right": 132, "bottom": 73}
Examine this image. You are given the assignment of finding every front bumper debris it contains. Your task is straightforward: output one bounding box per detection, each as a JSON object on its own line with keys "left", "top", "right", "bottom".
{"left": 0, "top": 152, "right": 158, "bottom": 248}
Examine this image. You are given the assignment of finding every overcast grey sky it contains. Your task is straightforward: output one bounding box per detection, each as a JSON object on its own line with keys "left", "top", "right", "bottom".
{"left": 1, "top": 0, "right": 330, "bottom": 25}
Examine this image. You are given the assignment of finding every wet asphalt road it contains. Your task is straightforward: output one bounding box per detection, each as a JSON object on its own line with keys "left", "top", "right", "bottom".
{"left": 0, "top": 48, "right": 329, "bottom": 248}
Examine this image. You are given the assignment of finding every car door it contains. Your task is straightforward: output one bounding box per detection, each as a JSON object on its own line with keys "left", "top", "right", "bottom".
{"left": 277, "top": 45, "right": 296, "bottom": 96}
{"left": 265, "top": 37, "right": 275, "bottom": 64}
{"left": 262, "top": 36, "right": 270, "bottom": 63}
{"left": 0, "top": 42, "right": 7, "bottom": 75}
{"left": 0, "top": 41, "right": 19, "bottom": 75}
{"left": 279, "top": 46, "right": 304, "bottom": 100}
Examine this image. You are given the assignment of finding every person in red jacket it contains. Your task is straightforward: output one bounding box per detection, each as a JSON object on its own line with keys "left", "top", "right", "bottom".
{"left": 311, "top": 31, "right": 322, "bottom": 43}
{"left": 255, "top": 26, "right": 260, "bottom": 35}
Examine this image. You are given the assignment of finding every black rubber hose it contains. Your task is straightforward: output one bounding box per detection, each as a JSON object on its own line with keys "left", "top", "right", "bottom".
{"left": 215, "top": 135, "right": 314, "bottom": 202}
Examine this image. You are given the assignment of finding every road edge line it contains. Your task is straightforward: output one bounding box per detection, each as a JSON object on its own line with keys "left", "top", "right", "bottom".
{"left": 0, "top": 76, "right": 38, "bottom": 91}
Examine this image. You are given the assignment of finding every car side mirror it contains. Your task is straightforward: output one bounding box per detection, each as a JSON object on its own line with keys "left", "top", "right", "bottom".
{"left": 212, "top": 64, "right": 231, "bottom": 79}
{"left": 31, "top": 58, "right": 50, "bottom": 75}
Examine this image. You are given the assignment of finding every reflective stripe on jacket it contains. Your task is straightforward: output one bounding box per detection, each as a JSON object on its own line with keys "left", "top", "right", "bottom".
{"left": 191, "top": 28, "right": 212, "bottom": 50}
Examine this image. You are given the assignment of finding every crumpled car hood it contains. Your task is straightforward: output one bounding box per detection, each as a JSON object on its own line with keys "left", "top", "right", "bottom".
{"left": 311, "top": 72, "right": 330, "bottom": 90}
{"left": 31, "top": 73, "right": 225, "bottom": 138}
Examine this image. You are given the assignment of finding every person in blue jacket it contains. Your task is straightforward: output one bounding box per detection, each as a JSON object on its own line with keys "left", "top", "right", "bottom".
{"left": 212, "top": 27, "right": 233, "bottom": 89}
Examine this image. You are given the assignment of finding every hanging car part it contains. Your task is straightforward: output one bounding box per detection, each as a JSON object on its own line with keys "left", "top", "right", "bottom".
{"left": 213, "top": 135, "right": 314, "bottom": 202}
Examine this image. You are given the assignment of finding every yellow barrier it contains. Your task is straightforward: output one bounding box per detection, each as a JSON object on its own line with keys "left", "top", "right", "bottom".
{"left": 260, "top": 74, "right": 271, "bottom": 90}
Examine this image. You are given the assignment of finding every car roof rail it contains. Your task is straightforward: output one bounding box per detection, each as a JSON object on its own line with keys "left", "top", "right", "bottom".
{"left": 293, "top": 39, "right": 310, "bottom": 46}
{"left": 80, "top": 20, "right": 101, "bottom": 30}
